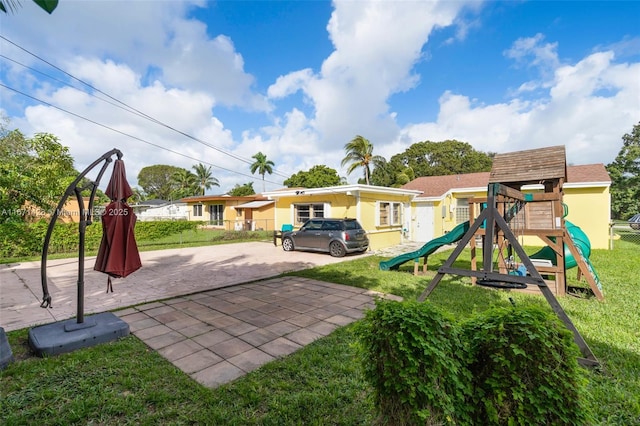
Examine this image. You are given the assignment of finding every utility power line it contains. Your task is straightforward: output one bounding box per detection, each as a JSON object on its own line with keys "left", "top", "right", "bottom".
{"left": 0, "top": 35, "right": 291, "bottom": 180}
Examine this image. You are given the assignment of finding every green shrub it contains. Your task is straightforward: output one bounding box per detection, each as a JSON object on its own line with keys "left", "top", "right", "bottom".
{"left": 354, "top": 299, "right": 472, "bottom": 425}
{"left": 355, "top": 302, "right": 591, "bottom": 426}
{"left": 133, "top": 220, "right": 201, "bottom": 241}
{"left": 210, "top": 230, "right": 271, "bottom": 241}
{"left": 0, "top": 220, "right": 203, "bottom": 259}
{"left": 462, "top": 305, "right": 590, "bottom": 425}
{"left": 0, "top": 221, "right": 35, "bottom": 257}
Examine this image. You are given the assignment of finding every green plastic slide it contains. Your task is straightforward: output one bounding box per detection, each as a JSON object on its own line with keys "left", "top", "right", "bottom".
{"left": 379, "top": 221, "right": 470, "bottom": 271}
{"left": 530, "top": 220, "right": 590, "bottom": 270}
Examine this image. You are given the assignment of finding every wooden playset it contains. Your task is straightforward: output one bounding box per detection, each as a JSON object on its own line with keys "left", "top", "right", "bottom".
{"left": 418, "top": 145, "right": 602, "bottom": 366}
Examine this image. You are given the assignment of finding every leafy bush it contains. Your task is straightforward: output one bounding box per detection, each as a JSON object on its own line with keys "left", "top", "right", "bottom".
{"left": 0, "top": 220, "right": 202, "bottom": 259}
{"left": 133, "top": 220, "right": 200, "bottom": 241}
{"left": 354, "top": 299, "right": 472, "bottom": 425}
{"left": 0, "top": 221, "right": 37, "bottom": 257}
{"left": 462, "top": 305, "right": 590, "bottom": 425}
{"left": 356, "top": 301, "right": 591, "bottom": 425}
{"left": 211, "top": 230, "right": 270, "bottom": 241}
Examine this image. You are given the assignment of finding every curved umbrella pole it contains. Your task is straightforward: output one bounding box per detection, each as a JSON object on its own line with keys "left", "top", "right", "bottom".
{"left": 40, "top": 149, "right": 123, "bottom": 323}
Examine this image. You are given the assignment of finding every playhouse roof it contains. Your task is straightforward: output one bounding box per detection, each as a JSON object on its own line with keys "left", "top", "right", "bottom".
{"left": 489, "top": 145, "right": 567, "bottom": 185}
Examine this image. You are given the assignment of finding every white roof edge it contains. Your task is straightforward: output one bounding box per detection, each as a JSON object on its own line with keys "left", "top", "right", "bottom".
{"left": 450, "top": 186, "right": 488, "bottom": 194}
{"left": 564, "top": 182, "right": 611, "bottom": 189}
{"left": 262, "top": 184, "right": 422, "bottom": 198}
{"left": 414, "top": 196, "right": 443, "bottom": 202}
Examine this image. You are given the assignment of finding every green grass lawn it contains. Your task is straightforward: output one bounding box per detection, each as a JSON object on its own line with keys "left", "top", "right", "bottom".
{"left": 2, "top": 240, "right": 639, "bottom": 424}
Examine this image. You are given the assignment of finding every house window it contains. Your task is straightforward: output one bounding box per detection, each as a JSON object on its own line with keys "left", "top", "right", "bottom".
{"left": 456, "top": 198, "right": 469, "bottom": 223}
{"left": 378, "top": 202, "right": 402, "bottom": 226}
{"left": 193, "top": 204, "right": 203, "bottom": 217}
{"left": 209, "top": 204, "right": 223, "bottom": 226}
{"left": 294, "top": 203, "right": 325, "bottom": 225}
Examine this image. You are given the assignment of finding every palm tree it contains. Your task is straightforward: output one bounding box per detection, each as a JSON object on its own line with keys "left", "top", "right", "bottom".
{"left": 250, "top": 152, "right": 275, "bottom": 192}
{"left": 1, "top": 0, "right": 58, "bottom": 14}
{"left": 341, "top": 135, "right": 385, "bottom": 185}
{"left": 192, "top": 163, "right": 219, "bottom": 196}
{"left": 171, "top": 168, "right": 199, "bottom": 199}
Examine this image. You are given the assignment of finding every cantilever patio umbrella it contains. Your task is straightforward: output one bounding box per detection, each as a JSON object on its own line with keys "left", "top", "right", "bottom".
{"left": 94, "top": 158, "right": 142, "bottom": 291}
{"left": 31, "top": 149, "right": 134, "bottom": 357}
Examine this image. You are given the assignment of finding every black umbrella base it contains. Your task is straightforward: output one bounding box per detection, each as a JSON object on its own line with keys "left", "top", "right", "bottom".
{"left": 28, "top": 312, "right": 130, "bottom": 357}
{"left": 1, "top": 327, "right": 14, "bottom": 370}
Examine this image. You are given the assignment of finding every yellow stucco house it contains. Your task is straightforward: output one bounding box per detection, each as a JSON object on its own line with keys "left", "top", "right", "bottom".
{"left": 181, "top": 162, "right": 610, "bottom": 251}
{"left": 401, "top": 163, "right": 611, "bottom": 249}
{"left": 180, "top": 195, "right": 276, "bottom": 231}
{"left": 261, "top": 185, "right": 422, "bottom": 250}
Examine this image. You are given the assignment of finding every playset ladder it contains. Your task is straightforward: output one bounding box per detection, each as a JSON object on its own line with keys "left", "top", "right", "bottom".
{"left": 565, "top": 236, "right": 604, "bottom": 299}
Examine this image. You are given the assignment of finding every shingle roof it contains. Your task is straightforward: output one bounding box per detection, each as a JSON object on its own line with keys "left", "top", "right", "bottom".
{"left": 402, "top": 164, "right": 610, "bottom": 198}
{"left": 567, "top": 164, "right": 612, "bottom": 183}
{"left": 402, "top": 172, "right": 490, "bottom": 198}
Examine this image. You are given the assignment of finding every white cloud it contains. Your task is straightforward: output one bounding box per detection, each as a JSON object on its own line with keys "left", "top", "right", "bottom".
{"left": 398, "top": 50, "right": 639, "bottom": 166}
{"left": 267, "top": 69, "right": 314, "bottom": 99}
{"left": 1, "top": 0, "right": 638, "bottom": 195}
{"left": 273, "top": 0, "right": 470, "bottom": 159}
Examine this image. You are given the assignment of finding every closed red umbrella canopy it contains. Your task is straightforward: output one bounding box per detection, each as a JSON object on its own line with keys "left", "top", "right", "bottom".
{"left": 94, "top": 159, "right": 141, "bottom": 288}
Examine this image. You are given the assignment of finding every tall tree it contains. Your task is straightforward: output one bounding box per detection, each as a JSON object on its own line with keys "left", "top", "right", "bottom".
{"left": 284, "top": 165, "right": 342, "bottom": 188}
{"left": 341, "top": 135, "right": 385, "bottom": 185}
{"left": 250, "top": 152, "right": 275, "bottom": 192}
{"left": 130, "top": 187, "right": 146, "bottom": 204}
{"left": 372, "top": 140, "right": 493, "bottom": 187}
{"left": 192, "top": 163, "right": 219, "bottom": 196}
{"left": 137, "top": 164, "right": 183, "bottom": 200}
{"left": 606, "top": 122, "right": 640, "bottom": 220}
{"left": 394, "top": 166, "right": 415, "bottom": 187}
{"left": 0, "top": 126, "right": 76, "bottom": 223}
{"left": 369, "top": 158, "right": 396, "bottom": 187}
{"left": 171, "top": 168, "right": 199, "bottom": 199}
{"left": 228, "top": 182, "right": 255, "bottom": 196}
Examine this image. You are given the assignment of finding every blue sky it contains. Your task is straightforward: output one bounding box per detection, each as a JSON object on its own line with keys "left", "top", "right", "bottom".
{"left": 1, "top": 1, "right": 638, "bottom": 193}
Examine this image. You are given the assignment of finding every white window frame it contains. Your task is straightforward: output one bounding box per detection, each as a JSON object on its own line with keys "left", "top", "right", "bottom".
{"left": 456, "top": 197, "right": 470, "bottom": 224}
{"left": 193, "top": 204, "right": 203, "bottom": 217}
{"left": 292, "top": 203, "right": 330, "bottom": 226}
{"left": 376, "top": 201, "right": 402, "bottom": 227}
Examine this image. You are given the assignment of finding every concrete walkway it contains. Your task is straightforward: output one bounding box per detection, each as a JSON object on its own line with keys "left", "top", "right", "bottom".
{"left": 1, "top": 241, "right": 407, "bottom": 387}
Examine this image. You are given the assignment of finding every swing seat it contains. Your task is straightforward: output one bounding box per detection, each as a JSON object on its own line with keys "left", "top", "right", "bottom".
{"left": 476, "top": 279, "right": 528, "bottom": 290}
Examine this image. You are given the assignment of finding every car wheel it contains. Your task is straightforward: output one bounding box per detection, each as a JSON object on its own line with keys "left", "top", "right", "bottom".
{"left": 329, "top": 241, "right": 346, "bottom": 257}
{"left": 282, "top": 237, "right": 294, "bottom": 251}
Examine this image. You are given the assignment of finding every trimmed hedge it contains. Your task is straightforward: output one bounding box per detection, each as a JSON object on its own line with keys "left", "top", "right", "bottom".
{"left": 0, "top": 220, "right": 202, "bottom": 259}
{"left": 356, "top": 299, "right": 590, "bottom": 425}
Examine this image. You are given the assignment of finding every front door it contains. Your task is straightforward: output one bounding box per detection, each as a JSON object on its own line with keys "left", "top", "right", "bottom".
{"left": 414, "top": 203, "right": 434, "bottom": 242}
{"left": 209, "top": 204, "right": 223, "bottom": 226}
